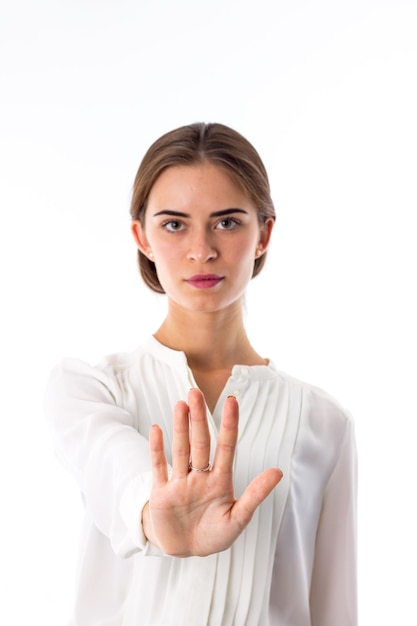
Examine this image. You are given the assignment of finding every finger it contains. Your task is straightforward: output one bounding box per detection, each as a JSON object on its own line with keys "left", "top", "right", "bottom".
{"left": 188, "top": 388, "right": 211, "bottom": 471}
{"left": 212, "top": 395, "right": 239, "bottom": 473}
{"left": 149, "top": 424, "right": 169, "bottom": 486}
{"left": 172, "top": 400, "right": 191, "bottom": 478}
{"left": 232, "top": 468, "right": 283, "bottom": 528}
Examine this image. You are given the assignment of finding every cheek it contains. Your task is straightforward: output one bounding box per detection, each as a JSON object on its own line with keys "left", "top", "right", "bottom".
{"left": 151, "top": 240, "right": 179, "bottom": 263}
{"left": 228, "top": 235, "right": 258, "bottom": 262}
{"left": 151, "top": 241, "right": 182, "bottom": 286}
{"left": 226, "top": 240, "right": 258, "bottom": 282}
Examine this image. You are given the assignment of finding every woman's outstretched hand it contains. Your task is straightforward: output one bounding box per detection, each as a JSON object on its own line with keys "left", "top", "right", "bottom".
{"left": 142, "top": 388, "right": 283, "bottom": 557}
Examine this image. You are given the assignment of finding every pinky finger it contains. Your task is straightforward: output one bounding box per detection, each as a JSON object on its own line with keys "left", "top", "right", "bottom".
{"left": 149, "top": 424, "right": 169, "bottom": 486}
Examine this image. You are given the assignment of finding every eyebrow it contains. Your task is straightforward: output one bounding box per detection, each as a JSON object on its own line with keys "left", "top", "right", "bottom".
{"left": 152, "top": 208, "right": 249, "bottom": 218}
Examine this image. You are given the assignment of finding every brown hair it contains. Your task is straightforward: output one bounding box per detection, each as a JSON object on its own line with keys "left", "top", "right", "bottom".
{"left": 130, "top": 122, "right": 276, "bottom": 293}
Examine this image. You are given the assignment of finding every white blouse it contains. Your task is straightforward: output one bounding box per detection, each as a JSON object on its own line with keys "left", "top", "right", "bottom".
{"left": 44, "top": 336, "right": 357, "bottom": 626}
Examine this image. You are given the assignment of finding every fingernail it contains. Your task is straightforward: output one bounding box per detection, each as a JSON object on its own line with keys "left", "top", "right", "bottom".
{"left": 227, "top": 394, "right": 237, "bottom": 400}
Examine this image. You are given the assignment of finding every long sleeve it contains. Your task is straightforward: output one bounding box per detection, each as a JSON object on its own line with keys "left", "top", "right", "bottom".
{"left": 309, "top": 416, "right": 358, "bottom": 625}
{"left": 44, "top": 358, "right": 152, "bottom": 557}
{"left": 44, "top": 339, "right": 357, "bottom": 625}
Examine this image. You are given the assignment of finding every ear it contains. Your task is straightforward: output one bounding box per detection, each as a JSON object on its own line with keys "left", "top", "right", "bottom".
{"left": 256, "top": 217, "right": 274, "bottom": 257}
{"left": 131, "top": 220, "right": 153, "bottom": 260}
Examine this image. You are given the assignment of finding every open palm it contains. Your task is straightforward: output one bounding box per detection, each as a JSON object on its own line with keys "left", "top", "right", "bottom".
{"left": 142, "top": 388, "right": 283, "bottom": 557}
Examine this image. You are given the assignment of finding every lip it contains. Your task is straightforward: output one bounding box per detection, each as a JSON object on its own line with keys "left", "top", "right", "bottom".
{"left": 185, "top": 274, "right": 224, "bottom": 289}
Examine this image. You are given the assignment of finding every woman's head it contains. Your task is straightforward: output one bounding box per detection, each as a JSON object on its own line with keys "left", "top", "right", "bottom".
{"left": 130, "top": 122, "right": 275, "bottom": 293}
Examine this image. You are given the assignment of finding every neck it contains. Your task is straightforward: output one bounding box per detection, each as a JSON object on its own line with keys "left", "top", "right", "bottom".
{"left": 154, "top": 299, "right": 265, "bottom": 371}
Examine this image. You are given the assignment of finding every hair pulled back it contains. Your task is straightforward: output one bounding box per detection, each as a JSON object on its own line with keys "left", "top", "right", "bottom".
{"left": 130, "top": 122, "right": 275, "bottom": 293}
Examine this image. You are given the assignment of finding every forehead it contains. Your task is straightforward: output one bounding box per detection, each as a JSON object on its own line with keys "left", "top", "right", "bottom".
{"left": 147, "top": 162, "right": 253, "bottom": 211}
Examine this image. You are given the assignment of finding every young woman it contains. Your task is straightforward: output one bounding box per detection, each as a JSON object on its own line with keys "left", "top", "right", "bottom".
{"left": 45, "top": 122, "right": 357, "bottom": 625}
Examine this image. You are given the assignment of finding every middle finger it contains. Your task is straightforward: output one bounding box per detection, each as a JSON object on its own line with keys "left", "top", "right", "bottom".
{"left": 188, "top": 388, "right": 211, "bottom": 472}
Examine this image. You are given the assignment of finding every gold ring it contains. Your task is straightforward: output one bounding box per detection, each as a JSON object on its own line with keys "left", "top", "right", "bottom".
{"left": 189, "top": 461, "right": 212, "bottom": 472}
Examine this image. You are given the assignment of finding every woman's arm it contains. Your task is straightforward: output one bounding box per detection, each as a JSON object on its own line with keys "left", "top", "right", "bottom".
{"left": 310, "top": 416, "right": 358, "bottom": 625}
{"left": 44, "top": 358, "right": 153, "bottom": 557}
{"left": 45, "top": 363, "right": 282, "bottom": 559}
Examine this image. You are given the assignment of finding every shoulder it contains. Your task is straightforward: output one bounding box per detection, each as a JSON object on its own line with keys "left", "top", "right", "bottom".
{"left": 50, "top": 337, "right": 158, "bottom": 378}
{"left": 274, "top": 366, "right": 352, "bottom": 422}
{"left": 45, "top": 342, "right": 148, "bottom": 404}
{"left": 269, "top": 366, "right": 354, "bottom": 455}
{"left": 45, "top": 337, "right": 185, "bottom": 403}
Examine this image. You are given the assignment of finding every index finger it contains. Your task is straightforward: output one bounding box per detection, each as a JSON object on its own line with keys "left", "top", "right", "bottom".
{"left": 212, "top": 395, "right": 239, "bottom": 473}
{"left": 149, "top": 424, "right": 169, "bottom": 486}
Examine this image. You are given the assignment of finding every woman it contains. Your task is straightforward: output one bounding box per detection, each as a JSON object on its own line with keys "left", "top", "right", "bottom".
{"left": 45, "top": 122, "right": 357, "bottom": 625}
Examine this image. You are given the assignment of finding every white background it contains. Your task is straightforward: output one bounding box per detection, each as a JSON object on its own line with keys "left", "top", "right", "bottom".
{"left": 1, "top": 1, "right": 416, "bottom": 624}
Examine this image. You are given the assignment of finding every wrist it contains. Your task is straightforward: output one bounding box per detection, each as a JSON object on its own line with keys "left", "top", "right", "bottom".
{"left": 141, "top": 501, "right": 157, "bottom": 546}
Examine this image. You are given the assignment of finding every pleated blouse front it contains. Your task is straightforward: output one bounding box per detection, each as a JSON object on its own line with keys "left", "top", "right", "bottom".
{"left": 45, "top": 336, "right": 357, "bottom": 626}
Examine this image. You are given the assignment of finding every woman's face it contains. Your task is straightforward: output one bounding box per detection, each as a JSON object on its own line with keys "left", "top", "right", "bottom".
{"left": 131, "top": 162, "right": 273, "bottom": 315}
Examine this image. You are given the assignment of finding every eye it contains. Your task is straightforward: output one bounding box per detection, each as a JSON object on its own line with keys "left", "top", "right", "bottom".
{"left": 215, "top": 217, "right": 241, "bottom": 231}
{"left": 162, "top": 220, "right": 185, "bottom": 233}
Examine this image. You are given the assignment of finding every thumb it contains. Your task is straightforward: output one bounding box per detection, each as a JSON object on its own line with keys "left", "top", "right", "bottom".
{"left": 231, "top": 468, "right": 283, "bottom": 529}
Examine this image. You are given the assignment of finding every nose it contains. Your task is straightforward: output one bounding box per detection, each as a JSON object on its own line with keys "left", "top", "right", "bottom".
{"left": 186, "top": 230, "right": 218, "bottom": 263}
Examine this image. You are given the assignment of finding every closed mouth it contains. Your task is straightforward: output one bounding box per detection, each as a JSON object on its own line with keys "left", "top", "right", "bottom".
{"left": 185, "top": 274, "right": 224, "bottom": 288}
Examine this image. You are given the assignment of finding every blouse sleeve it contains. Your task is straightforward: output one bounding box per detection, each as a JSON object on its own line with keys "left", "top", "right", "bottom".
{"left": 309, "top": 414, "right": 358, "bottom": 626}
{"left": 44, "top": 358, "right": 153, "bottom": 558}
